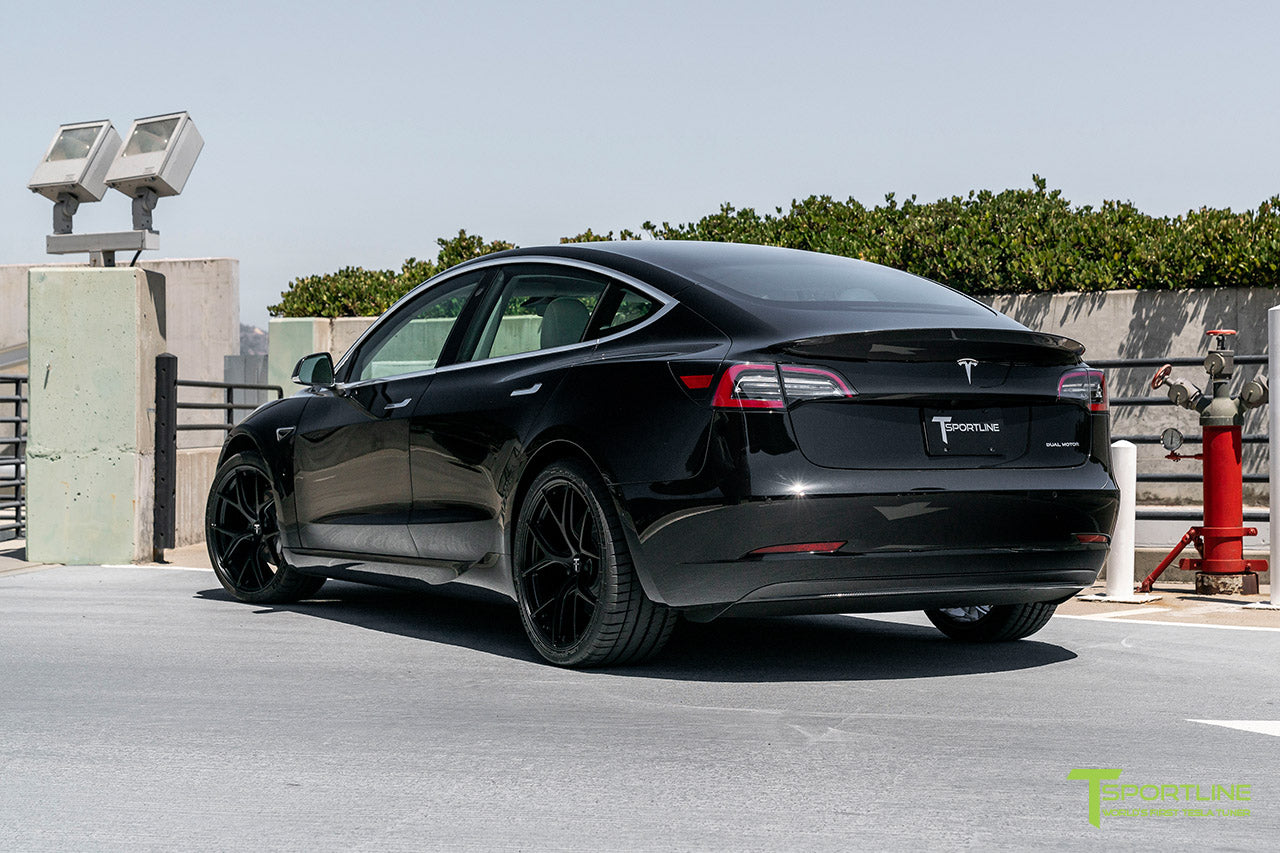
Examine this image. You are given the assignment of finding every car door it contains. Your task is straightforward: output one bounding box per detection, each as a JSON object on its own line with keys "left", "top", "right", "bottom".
{"left": 292, "top": 271, "right": 486, "bottom": 558}
{"left": 406, "top": 262, "right": 642, "bottom": 565}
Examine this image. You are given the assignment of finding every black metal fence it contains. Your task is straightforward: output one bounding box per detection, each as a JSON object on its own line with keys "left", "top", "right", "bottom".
{"left": 0, "top": 374, "right": 26, "bottom": 540}
{"left": 1091, "top": 354, "right": 1268, "bottom": 523}
{"left": 153, "top": 353, "right": 283, "bottom": 552}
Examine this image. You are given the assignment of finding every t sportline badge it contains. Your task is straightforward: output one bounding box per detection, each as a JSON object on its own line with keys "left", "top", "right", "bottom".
{"left": 931, "top": 415, "right": 1001, "bottom": 447}
{"left": 1068, "top": 768, "right": 1253, "bottom": 827}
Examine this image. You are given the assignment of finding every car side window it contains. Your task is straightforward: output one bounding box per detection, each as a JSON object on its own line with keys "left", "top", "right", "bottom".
{"left": 351, "top": 276, "right": 481, "bottom": 381}
{"left": 465, "top": 265, "right": 610, "bottom": 362}
{"left": 597, "top": 287, "right": 659, "bottom": 335}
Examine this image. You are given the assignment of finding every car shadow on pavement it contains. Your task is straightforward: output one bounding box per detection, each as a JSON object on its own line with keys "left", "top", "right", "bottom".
{"left": 196, "top": 580, "right": 542, "bottom": 663}
{"left": 196, "top": 581, "right": 1077, "bottom": 683}
{"left": 629, "top": 615, "right": 1076, "bottom": 682}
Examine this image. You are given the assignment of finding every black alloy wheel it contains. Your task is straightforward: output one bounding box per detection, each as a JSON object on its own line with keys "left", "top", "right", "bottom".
{"left": 924, "top": 602, "right": 1057, "bottom": 642}
{"left": 513, "top": 460, "right": 675, "bottom": 667}
{"left": 205, "top": 451, "right": 324, "bottom": 603}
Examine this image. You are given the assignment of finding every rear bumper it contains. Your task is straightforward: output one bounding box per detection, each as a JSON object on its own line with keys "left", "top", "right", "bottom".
{"left": 618, "top": 482, "right": 1117, "bottom": 617}
{"left": 675, "top": 549, "right": 1104, "bottom": 621}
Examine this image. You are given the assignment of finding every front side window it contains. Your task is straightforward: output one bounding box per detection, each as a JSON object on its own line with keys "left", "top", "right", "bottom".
{"left": 351, "top": 276, "right": 481, "bottom": 381}
{"left": 465, "top": 265, "right": 610, "bottom": 362}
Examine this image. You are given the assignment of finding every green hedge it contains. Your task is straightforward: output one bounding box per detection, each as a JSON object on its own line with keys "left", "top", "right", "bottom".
{"left": 270, "top": 178, "right": 1280, "bottom": 317}
{"left": 268, "top": 231, "right": 514, "bottom": 318}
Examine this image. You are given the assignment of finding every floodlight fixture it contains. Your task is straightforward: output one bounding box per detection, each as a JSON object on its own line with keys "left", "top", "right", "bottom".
{"left": 35, "top": 110, "right": 204, "bottom": 266}
{"left": 105, "top": 111, "right": 204, "bottom": 232}
{"left": 28, "top": 120, "right": 122, "bottom": 234}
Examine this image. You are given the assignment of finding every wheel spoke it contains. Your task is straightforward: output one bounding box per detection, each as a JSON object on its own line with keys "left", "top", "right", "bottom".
{"left": 550, "top": 486, "right": 577, "bottom": 554}
{"left": 530, "top": 587, "right": 560, "bottom": 620}
{"left": 550, "top": 576, "right": 576, "bottom": 644}
{"left": 576, "top": 503, "right": 590, "bottom": 553}
{"left": 521, "top": 556, "right": 563, "bottom": 579}
{"left": 222, "top": 475, "right": 255, "bottom": 523}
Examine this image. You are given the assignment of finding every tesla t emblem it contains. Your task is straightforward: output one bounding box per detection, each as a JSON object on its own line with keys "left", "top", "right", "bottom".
{"left": 957, "top": 358, "right": 978, "bottom": 384}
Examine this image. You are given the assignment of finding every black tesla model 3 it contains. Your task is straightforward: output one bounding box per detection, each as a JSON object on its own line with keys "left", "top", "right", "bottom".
{"left": 206, "top": 241, "right": 1118, "bottom": 666}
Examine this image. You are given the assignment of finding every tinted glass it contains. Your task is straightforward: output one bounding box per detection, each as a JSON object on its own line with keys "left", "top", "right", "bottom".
{"left": 685, "top": 250, "right": 992, "bottom": 316}
{"left": 467, "top": 266, "right": 609, "bottom": 361}
{"left": 354, "top": 279, "right": 479, "bottom": 380}
{"left": 599, "top": 288, "right": 658, "bottom": 334}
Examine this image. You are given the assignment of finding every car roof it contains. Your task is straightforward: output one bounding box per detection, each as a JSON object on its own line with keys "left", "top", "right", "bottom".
{"left": 475, "top": 241, "right": 1024, "bottom": 341}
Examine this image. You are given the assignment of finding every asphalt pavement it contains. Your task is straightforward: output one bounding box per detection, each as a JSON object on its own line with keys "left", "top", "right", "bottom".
{"left": 1, "top": 549, "right": 1278, "bottom": 851}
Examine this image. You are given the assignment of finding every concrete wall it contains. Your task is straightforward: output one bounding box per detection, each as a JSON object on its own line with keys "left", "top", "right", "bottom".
{"left": 266, "top": 316, "right": 377, "bottom": 393}
{"left": 2, "top": 258, "right": 239, "bottom": 449}
{"left": 977, "top": 288, "right": 1272, "bottom": 508}
{"left": 176, "top": 447, "right": 220, "bottom": 547}
{"left": 0, "top": 265, "right": 29, "bottom": 354}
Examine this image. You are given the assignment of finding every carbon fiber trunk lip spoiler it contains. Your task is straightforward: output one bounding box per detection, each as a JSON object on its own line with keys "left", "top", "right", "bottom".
{"left": 780, "top": 327, "right": 1086, "bottom": 364}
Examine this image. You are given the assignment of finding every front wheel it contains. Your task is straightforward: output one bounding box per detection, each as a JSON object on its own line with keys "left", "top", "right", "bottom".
{"left": 205, "top": 451, "right": 324, "bottom": 604}
{"left": 925, "top": 602, "right": 1056, "bottom": 642}
{"left": 513, "top": 459, "right": 675, "bottom": 667}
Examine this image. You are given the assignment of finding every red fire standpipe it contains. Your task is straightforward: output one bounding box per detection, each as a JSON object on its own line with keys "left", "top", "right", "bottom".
{"left": 1139, "top": 330, "right": 1269, "bottom": 594}
{"left": 1195, "top": 424, "right": 1246, "bottom": 574}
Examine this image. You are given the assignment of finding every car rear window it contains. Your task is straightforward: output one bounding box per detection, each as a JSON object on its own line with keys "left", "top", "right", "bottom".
{"left": 685, "top": 252, "right": 993, "bottom": 316}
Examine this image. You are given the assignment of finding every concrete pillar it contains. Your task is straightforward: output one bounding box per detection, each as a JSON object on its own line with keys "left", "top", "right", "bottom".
{"left": 266, "top": 316, "right": 376, "bottom": 392}
{"left": 25, "top": 267, "right": 166, "bottom": 563}
{"left": 266, "top": 317, "right": 331, "bottom": 394}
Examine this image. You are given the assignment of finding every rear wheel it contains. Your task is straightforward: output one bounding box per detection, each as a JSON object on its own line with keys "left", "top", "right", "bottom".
{"left": 205, "top": 451, "right": 324, "bottom": 604}
{"left": 513, "top": 459, "right": 675, "bottom": 667}
{"left": 925, "top": 602, "right": 1056, "bottom": 642}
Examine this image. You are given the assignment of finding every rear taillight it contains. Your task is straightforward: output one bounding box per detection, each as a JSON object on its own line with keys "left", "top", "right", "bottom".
{"left": 712, "top": 363, "right": 854, "bottom": 409}
{"left": 1058, "top": 369, "right": 1107, "bottom": 413}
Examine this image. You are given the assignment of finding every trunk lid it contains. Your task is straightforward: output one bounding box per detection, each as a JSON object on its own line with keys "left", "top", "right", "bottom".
{"left": 778, "top": 328, "right": 1096, "bottom": 470}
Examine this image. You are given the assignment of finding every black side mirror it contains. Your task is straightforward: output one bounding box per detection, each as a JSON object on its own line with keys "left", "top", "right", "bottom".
{"left": 293, "top": 352, "right": 335, "bottom": 387}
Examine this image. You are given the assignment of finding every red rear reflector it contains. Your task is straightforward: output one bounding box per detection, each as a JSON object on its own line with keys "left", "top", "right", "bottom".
{"left": 679, "top": 374, "right": 713, "bottom": 390}
{"left": 747, "top": 541, "right": 846, "bottom": 556}
{"left": 1074, "top": 533, "right": 1110, "bottom": 544}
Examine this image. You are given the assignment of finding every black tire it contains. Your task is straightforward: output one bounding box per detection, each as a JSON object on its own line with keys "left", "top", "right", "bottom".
{"left": 513, "top": 459, "right": 675, "bottom": 667}
{"left": 205, "top": 451, "right": 325, "bottom": 604}
{"left": 925, "top": 602, "right": 1056, "bottom": 642}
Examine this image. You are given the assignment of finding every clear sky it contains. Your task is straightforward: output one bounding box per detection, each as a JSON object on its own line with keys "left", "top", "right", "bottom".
{"left": 3, "top": 0, "right": 1278, "bottom": 328}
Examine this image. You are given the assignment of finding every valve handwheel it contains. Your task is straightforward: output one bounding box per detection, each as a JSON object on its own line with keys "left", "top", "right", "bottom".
{"left": 1150, "top": 363, "right": 1172, "bottom": 390}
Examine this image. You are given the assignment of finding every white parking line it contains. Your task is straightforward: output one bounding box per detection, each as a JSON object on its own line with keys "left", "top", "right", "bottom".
{"left": 1060, "top": 607, "right": 1171, "bottom": 620}
{"left": 1188, "top": 720, "right": 1280, "bottom": 738}
{"left": 1055, "top": 614, "right": 1280, "bottom": 632}
{"left": 101, "top": 564, "right": 214, "bottom": 572}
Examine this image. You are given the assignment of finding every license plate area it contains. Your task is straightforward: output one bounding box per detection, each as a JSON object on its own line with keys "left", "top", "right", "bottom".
{"left": 923, "top": 408, "right": 1008, "bottom": 456}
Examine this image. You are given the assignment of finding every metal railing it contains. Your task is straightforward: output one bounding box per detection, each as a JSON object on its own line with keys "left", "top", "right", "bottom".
{"left": 1091, "top": 354, "right": 1268, "bottom": 523}
{"left": 153, "top": 353, "right": 283, "bottom": 552}
{"left": 0, "top": 374, "right": 28, "bottom": 540}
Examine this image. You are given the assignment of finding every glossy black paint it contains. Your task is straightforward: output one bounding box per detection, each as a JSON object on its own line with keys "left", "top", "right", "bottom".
{"left": 223, "top": 242, "right": 1119, "bottom": 617}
